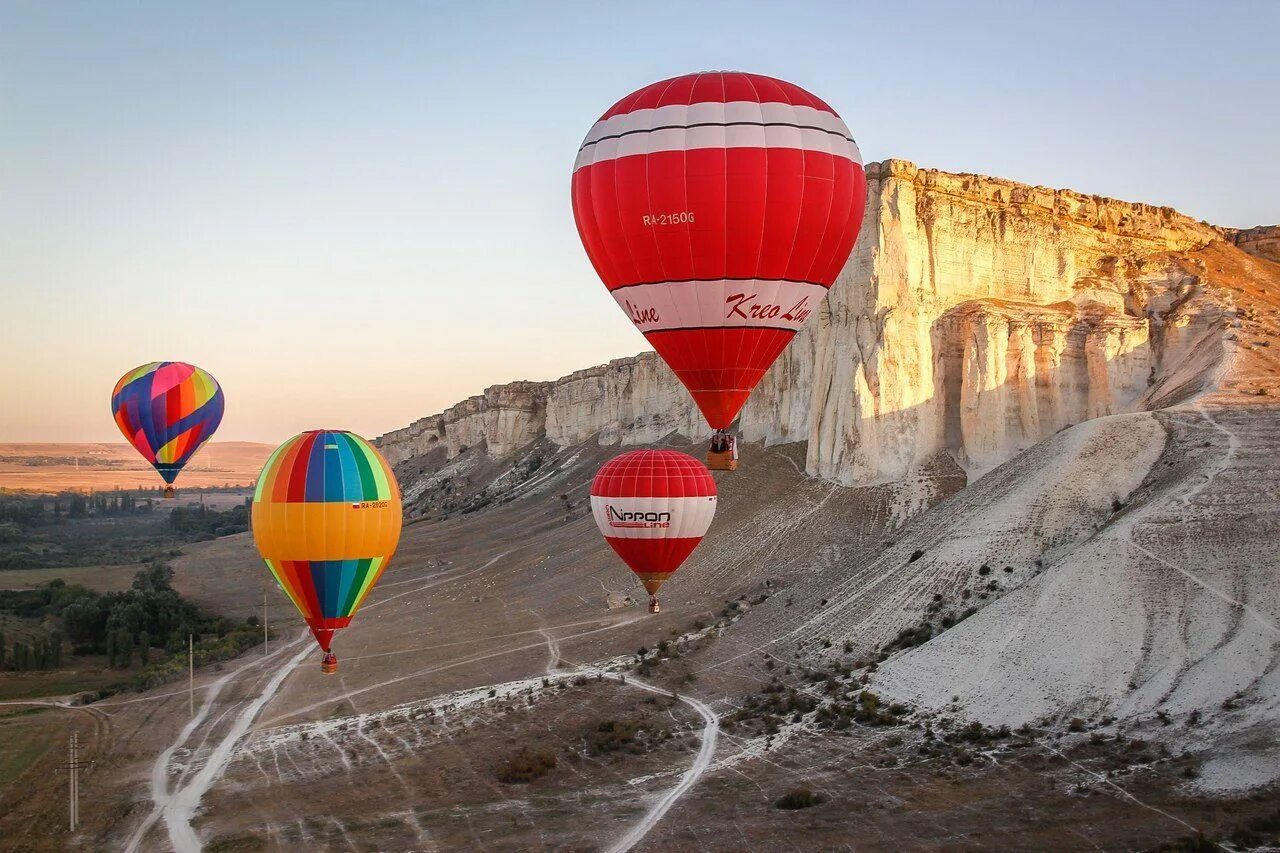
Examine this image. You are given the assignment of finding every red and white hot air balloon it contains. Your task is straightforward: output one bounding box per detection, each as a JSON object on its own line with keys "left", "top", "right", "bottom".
{"left": 590, "top": 450, "right": 717, "bottom": 613}
{"left": 571, "top": 71, "right": 867, "bottom": 469}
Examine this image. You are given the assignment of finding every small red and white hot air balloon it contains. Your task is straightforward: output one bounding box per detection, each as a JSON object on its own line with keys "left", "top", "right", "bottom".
{"left": 571, "top": 71, "right": 867, "bottom": 469}
{"left": 590, "top": 450, "right": 717, "bottom": 613}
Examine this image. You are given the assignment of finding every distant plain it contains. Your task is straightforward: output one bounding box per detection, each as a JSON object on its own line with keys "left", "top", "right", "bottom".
{"left": 0, "top": 442, "right": 274, "bottom": 493}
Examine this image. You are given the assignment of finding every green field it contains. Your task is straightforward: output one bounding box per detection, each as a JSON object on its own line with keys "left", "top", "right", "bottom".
{"left": 0, "top": 666, "right": 128, "bottom": 702}
{"left": 0, "top": 563, "right": 140, "bottom": 593}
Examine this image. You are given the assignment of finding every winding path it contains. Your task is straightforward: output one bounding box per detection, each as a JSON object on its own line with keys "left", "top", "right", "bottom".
{"left": 601, "top": 673, "right": 720, "bottom": 853}
{"left": 551, "top": 631, "right": 721, "bottom": 853}
{"left": 123, "top": 634, "right": 309, "bottom": 853}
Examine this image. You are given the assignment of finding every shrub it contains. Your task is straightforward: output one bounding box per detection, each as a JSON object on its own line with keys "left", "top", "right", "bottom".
{"left": 495, "top": 747, "right": 557, "bottom": 783}
{"left": 587, "top": 719, "right": 640, "bottom": 755}
{"left": 775, "top": 788, "right": 824, "bottom": 810}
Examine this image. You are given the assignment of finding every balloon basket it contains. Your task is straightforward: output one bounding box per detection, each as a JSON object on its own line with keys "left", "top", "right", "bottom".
{"left": 163, "top": 485, "right": 177, "bottom": 500}
{"left": 320, "top": 653, "right": 338, "bottom": 675}
{"left": 648, "top": 596, "right": 661, "bottom": 614}
{"left": 706, "top": 450, "right": 737, "bottom": 471}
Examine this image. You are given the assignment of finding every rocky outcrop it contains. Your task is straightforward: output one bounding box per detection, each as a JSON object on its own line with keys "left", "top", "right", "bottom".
{"left": 378, "top": 381, "right": 552, "bottom": 465}
{"left": 743, "top": 160, "right": 1227, "bottom": 484}
{"left": 543, "top": 356, "right": 704, "bottom": 448}
{"left": 1231, "top": 225, "right": 1280, "bottom": 263}
{"left": 379, "top": 160, "right": 1236, "bottom": 492}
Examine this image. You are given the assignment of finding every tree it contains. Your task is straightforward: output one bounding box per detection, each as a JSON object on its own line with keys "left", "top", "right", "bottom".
{"left": 62, "top": 598, "right": 108, "bottom": 646}
{"left": 139, "top": 630, "right": 151, "bottom": 666}
{"left": 114, "top": 628, "right": 132, "bottom": 669}
{"left": 105, "top": 631, "right": 117, "bottom": 667}
{"left": 0, "top": 630, "right": 5, "bottom": 669}
{"left": 49, "top": 630, "right": 63, "bottom": 668}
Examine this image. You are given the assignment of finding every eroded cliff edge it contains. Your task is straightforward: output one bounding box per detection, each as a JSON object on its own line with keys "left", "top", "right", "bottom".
{"left": 378, "top": 160, "right": 1260, "bottom": 499}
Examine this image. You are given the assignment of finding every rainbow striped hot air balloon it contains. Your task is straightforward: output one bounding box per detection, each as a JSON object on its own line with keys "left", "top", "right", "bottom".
{"left": 111, "top": 361, "right": 225, "bottom": 498}
{"left": 251, "top": 430, "right": 402, "bottom": 674}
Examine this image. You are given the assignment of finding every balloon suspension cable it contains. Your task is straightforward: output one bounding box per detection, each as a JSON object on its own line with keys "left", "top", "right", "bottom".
{"left": 648, "top": 594, "right": 661, "bottom": 614}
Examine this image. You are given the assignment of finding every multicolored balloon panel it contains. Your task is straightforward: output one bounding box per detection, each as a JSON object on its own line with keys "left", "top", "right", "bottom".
{"left": 571, "top": 71, "right": 866, "bottom": 429}
{"left": 590, "top": 450, "right": 717, "bottom": 611}
{"left": 251, "top": 430, "right": 402, "bottom": 654}
{"left": 110, "top": 361, "right": 225, "bottom": 485}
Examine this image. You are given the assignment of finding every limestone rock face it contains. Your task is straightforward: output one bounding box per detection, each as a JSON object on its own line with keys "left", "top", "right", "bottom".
{"left": 543, "top": 356, "right": 705, "bottom": 448}
{"left": 1231, "top": 225, "right": 1280, "bottom": 263}
{"left": 743, "top": 160, "right": 1226, "bottom": 485}
{"left": 378, "top": 381, "right": 551, "bottom": 465}
{"left": 379, "top": 160, "right": 1233, "bottom": 498}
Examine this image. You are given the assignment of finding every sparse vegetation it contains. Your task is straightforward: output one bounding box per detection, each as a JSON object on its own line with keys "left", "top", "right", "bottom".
{"left": 586, "top": 719, "right": 642, "bottom": 755}
{"left": 775, "top": 788, "right": 824, "bottom": 810}
{"left": 495, "top": 747, "right": 557, "bottom": 783}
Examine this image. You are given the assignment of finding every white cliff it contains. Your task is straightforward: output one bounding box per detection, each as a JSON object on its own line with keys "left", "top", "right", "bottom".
{"left": 379, "top": 160, "right": 1237, "bottom": 494}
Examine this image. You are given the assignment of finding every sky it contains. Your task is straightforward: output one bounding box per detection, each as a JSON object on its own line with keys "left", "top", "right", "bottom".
{"left": 2, "top": 0, "right": 1276, "bottom": 444}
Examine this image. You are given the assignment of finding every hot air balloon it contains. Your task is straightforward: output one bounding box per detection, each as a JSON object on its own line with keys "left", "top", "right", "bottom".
{"left": 590, "top": 450, "right": 717, "bottom": 613}
{"left": 571, "top": 72, "right": 866, "bottom": 470}
{"left": 251, "top": 430, "right": 402, "bottom": 674}
{"left": 111, "top": 362, "right": 225, "bottom": 498}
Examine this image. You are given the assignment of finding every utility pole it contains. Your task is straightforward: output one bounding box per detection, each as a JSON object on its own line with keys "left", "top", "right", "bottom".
{"left": 58, "top": 731, "right": 83, "bottom": 832}
{"left": 188, "top": 634, "right": 194, "bottom": 716}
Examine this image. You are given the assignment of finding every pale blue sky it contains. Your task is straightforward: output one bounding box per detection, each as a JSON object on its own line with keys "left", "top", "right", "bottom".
{"left": 2, "top": 0, "right": 1276, "bottom": 442}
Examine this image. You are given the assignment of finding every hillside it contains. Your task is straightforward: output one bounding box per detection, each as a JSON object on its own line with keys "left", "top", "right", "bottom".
{"left": 371, "top": 199, "right": 1280, "bottom": 805}
{"left": 4, "top": 162, "right": 1278, "bottom": 851}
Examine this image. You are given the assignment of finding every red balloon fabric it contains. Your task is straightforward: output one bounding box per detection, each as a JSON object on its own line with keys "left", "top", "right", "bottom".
{"left": 572, "top": 71, "right": 867, "bottom": 429}
{"left": 590, "top": 450, "right": 717, "bottom": 601}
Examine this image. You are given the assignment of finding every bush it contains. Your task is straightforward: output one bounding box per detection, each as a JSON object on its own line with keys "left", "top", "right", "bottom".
{"left": 495, "top": 747, "right": 557, "bottom": 783}
{"left": 587, "top": 719, "right": 640, "bottom": 755}
{"left": 775, "top": 788, "right": 825, "bottom": 810}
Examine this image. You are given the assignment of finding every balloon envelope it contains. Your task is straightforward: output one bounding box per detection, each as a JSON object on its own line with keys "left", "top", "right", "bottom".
{"left": 111, "top": 361, "right": 224, "bottom": 485}
{"left": 251, "top": 430, "right": 402, "bottom": 654}
{"left": 590, "top": 450, "right": 717, "bottom": 602}
{"left": 571, "top": 71, "right": 867, "bottom": 429}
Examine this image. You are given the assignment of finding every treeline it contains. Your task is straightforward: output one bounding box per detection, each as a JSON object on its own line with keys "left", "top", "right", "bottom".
{"left": 0, "top": 494, "right": 252, "bottom": 570}
{"left": 0, "top": 562, "right": 266, "bottom": 688}
{"left": 0, "top": 491, "right": 156, "bottom": 528}
{"left": 0, "top": 629, "right": 64, "bottom": 671}
{"left": 167, "top": 503, "right": 249, "bottom": 539}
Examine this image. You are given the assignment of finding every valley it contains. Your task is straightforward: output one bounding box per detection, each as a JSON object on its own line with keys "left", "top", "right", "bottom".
{"left": 1, "top": 160, "right": 1278, "bottom": 851}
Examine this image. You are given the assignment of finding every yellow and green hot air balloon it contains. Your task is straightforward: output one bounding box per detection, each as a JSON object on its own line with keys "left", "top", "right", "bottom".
{"left": 251, "top": 430, "right": 402, "bottom": 674}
